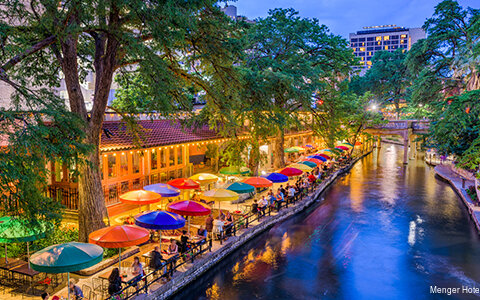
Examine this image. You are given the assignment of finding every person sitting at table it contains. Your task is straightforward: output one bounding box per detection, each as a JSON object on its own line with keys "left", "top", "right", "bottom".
{"left": 212, "top": 217, "right": 225, "bottom": 240}
{"left": 275, "top": 189, "right": 284, "bottom": 212}
{"left": 197, "top": 225, "right": 208, "bottom": 240}
{"left": 108, "top": 267, "right": 122, "bottom": 296}
{"left": 205, "top": 213, "right": 214, "bottom": 240}
{"left": 288, "top": 184, "right": 296, "bottom": 199}
{"left": 259, "top": 196, "right": 268, "bottom": 215}
{"left": 149, "top": 246, "right": 164, "bottom": 275}
{"left": 69, "top": 279, "right": 84, "bottom": 300}
{"left": 166, "top": 239, "right": 178, "bottom": 255}
{"left": 251, "top": 199, "right": 259, "bottom": 215}
{"left": 268, "top": 190, "right": 276, "bottom": 208}
{"left": 131, "top": 256, "right": 144, "bottom": 289}
{"left": 179, "top": 230, "right": 190, "bottom": 254}
{"left": 218, "top": 210, "right": 225, "bottom": 220}
{"left": 224, "top": 211, "right": 234, "bottom": 236}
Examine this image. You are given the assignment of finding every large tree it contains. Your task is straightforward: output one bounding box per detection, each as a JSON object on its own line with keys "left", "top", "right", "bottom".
{"left": 0, "top": 0, "right": 241, "bottom": 241}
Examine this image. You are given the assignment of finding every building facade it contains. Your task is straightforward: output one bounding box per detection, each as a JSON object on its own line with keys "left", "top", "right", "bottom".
{"left": 349, "top": 25, "right": 425, "bottom": 73}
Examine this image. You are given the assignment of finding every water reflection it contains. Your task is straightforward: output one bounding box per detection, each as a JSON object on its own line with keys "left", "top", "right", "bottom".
{"left": 175, "top": 146, "right": 480, "bottom": 300}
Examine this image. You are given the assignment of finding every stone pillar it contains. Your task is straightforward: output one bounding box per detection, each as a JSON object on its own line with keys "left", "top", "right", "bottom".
{"left": 403, "top": 137, "right": 409, "bottom": 164}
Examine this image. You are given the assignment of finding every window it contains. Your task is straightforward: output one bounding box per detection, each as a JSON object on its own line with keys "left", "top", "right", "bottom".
{"left": 377, "top": 41, "right": 381, "bottom": 45}
{"left": 391, "top": 45, "right": 397, "bottom": 49}
{"left": 391, "top": 35, "right": 399, "bottom": 40}
{"left": 160, "top": 148, "right": 166, "bottom": 168}
{"left": 351, "top": 38, "right": 358, "bottom": 42}
{"left": 151, "top": 149, "right": 158, "bottom": 170}
{"left": 375, "top": 46, "right": 382, "bottom": 50}
{"left": 99, "top": 157, "right": 104, "bottom": 180}
{"left": 367, "top": 47, "right": 374, "bottom": 51}
{"left": 358, "top": 52, "right": 365, "bottom": 56}
{"left": 107, "top": 154, "right": 117, "bottom": 178}
{"left": 368, "top": 51, "right": 372, "bottom": 56}
{"left": 359, "top": 47, "right": 365, "bottom": 52}
{"left": 400, "top": 39, "right": 405, "bottom": 44}
{"left": 177, "top": 146, "right": 183, "bottom": 165}
{"left": 383, "top": 35, "right": 390, "bottom": 41}
{"left": 384, "top": 41, "right": 390, "bottom": 45}
{"left": 132, "top": 152, "right": 140, "bottom": 174}
{"left": 361, "top": 56, "right": 364, "bottom": 61}
{"left": 401, "top": 34, "right": 407, "bottom": 39}
{"left": 375, "top": 36, "right": 382, "bottom": 41}
{"left": 367, "top": 61, "right": 372, "bottom": 66}
{"left": 120, "top": 153, "right": 128, "bottom": 176}
{"left": 55, "top": 161, "right": 64, "bottom": 182}
{"left": 359, "top": 38, "right": 365, "bottom": 42}
{"left": 169, "top": 147, "right": 175, "bottom": 166}
{"left": 384, "top": 46, "right": 389, "bottom": 50}
{"left": 367, "top": 42, "right": 375, "bottom": 46}
{"left": 367, "top": 37, "right": 374, "bottom": 41}
{"left": 367, "top": 56, "right": 372, "bottom": 60}
{"left": 362, "top": 42, "right": 365, "bottom": 46}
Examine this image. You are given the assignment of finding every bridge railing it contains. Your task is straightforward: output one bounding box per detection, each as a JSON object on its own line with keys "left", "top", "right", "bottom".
{"left": 412, "top": 121, "right": 430, "bottom": 130}
{"left": 366, "top": 120, "right": 408, "bottom": 130}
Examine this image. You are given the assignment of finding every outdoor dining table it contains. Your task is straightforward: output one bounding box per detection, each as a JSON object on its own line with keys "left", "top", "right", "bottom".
{"left": 99, "top": 267, "right": 138, "bottom": 285}
{"left": 0, "top": 258, "right": 24, "bottom": 270}
{"left": 9, "top": 262, "right": 41, "bottom": 294}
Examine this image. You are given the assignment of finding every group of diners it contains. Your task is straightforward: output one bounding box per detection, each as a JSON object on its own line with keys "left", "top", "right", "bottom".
{"left": 204, "top": 210, "right": 235, "bottom": 240}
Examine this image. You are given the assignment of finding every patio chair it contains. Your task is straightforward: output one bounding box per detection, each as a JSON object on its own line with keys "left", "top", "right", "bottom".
{"left": 92, "top": 277, "right": 106, "bottom": 295}
{"left": 82, "top": 284, "right": 92, "bottom": 300}
{"left": 89, "top": 291, "right": 98, "bottom": 300}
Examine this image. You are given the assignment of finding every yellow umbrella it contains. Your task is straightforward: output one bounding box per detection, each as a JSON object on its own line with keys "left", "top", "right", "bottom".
{"left": 291, "top": 146, "right": 306, "bottom": 151}
{"left": 189, "top": 173, "right": 219, "bottom": 185}
{"left": 200, "top": 188, "right": 239, "bottom": 202}
{"left": 288, "top": 163, "right": 313, "bottom": 172}
{"left": 200, "top": 188, "right": 239, "bottom": 211}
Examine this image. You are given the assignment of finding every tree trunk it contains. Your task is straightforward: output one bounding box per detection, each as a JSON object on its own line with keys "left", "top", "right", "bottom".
{"left": 272, "top": 130, "right": 285, "bottom": 169}
{"left": 78, "top": 134, "right": 108, "bottom": 242}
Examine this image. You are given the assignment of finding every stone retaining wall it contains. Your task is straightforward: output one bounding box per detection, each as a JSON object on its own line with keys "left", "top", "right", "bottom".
{"left": 149, "top": 153, "right": 370, "bottom": 300}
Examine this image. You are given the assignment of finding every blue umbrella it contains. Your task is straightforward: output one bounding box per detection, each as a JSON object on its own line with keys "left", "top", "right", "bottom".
{"left": 263, "top": 172, "right": 289, "bottom": 183}
{"left": 144, "top": 183, "right": 180, "bottom": 198}
{"left": 307, "top": 155, "right": 327, "bottom": 162}
{"left": 135, "top": 210, "right": 186, "bottom": 248}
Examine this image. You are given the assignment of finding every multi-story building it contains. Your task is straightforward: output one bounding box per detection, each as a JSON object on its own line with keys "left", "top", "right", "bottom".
{"left": 349, "top": 25, "right": 425, "bottom": 73}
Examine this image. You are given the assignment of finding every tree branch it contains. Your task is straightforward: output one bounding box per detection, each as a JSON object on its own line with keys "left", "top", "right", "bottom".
{"left": 0, "top": 35, "right": 56, "bottom": 72}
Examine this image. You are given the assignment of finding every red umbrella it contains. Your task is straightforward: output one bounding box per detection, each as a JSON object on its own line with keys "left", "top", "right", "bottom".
{"left": 241, "top": 177, "right": 273, "bottom": 188}
{"left": 119, "top": 190, "right": 162, "bottom": 205}
{"left": 167, "top": 178, "right": 200, "bottom": 190}
{"left": 316, "top": 153, "right": 331, "bottom": 160}
{"left": 336, "top": 145, "right": 349, "bottom": 151}
{"left": 279, "top": 167, "right": 303, "bottom": 177}
{"left": 89, "top": 225, "right": 149, "bottom": 270}
{"left": 304, "top": 158, "right": 323, "bottom": 165}
{"left": 167, "top": 200, "right": 211, "bottom": 217}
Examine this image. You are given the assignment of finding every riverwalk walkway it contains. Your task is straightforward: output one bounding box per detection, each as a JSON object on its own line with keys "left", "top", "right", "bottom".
{"left": 434, "top": 164, "right": 480, "bottom": 232}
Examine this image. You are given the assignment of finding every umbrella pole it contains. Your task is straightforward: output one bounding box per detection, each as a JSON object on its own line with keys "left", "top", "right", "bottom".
{"left": 67, "top": 272, "right": 70, "bottom": 300}
{"left": 188, "top": 217, "right": 190, "bottom": 235}
{"left": 159, "top": 231, "right": 162, "bottom": 250}
{"left": 119, "top": 248, "right": 122, "bottom": 272}
{"left": 27, "top": 242, "right": 30, "bottom": 269}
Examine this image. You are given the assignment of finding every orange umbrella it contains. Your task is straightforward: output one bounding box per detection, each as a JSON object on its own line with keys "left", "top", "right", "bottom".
{"left": 89, "top": 225, "right": 149, "bottom": 270}
{"left": 119, "top": 190, "right": 162, "bottom": 205}
{"left": 241, "top": 177, "right": 273, "bottom": 188}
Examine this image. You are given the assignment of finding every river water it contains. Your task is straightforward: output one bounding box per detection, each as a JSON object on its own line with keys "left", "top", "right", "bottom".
{"left": 174, "top": 145, "right": 480, "bottom": 300}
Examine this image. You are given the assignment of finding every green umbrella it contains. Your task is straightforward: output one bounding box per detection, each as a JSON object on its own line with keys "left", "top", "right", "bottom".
{"left": 299, "top": 161, "right": 317, "bottom": 168}
{"left": 0, "top": 216, "right": 51, "bottom": 266}
{"left": 30, "top": 242, "right": 103, "bottom": 300}
{"left": 284, "top": 147, "right": 299, "bottom": 153}
{"left": 219, "top": 166, "right": 251, "bottom": 175}
{"left": 224, "top": 182, "right": 255, "bottom": 194}
{"left": 341, "top": 142, "right": 354, "bottom": 147}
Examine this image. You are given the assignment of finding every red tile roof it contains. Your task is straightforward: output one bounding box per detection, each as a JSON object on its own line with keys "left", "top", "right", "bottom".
{"left": 100, "top": 119, "right": 220, "bottom": 152}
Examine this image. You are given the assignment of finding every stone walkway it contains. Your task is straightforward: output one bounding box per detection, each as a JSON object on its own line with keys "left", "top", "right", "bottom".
{"left": 434, "top": 164, "right": 480, "bottom": 230}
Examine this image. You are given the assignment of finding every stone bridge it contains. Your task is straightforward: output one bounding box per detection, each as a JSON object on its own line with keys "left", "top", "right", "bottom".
{"left": 365, "top": 120, "right": 430, "bottom": 164}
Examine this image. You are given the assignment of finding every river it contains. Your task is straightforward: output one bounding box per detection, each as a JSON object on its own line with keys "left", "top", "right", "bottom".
{"left": 173, "top": 145, "right": 480, "bottom": 300}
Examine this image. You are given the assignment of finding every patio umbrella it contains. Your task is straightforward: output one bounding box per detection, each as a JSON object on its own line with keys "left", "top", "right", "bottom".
{"left": 355, "top": 141, "right": 362, "bottom": 146}
{"left": 284, "top": 147, "right": 299, "bottom": 153}
{"left": 316, "top": 153, "right": 331, "bottom": 160}
{"left": 241, "top": 177, "right": 273, "bottom": 188}
{"left": 189, "top": 173, "right": 219, "bottom": 185}
{"left": 279, "top": 167, "right": 303, "bottom": 177}
{"left": 263, "top": 172, "right": 288, "bottom": 183}
{"left": 307, "top": 155, "right": 327, "bottom": 162}
{"left": 304, "top": 144, "right": 315, "bottom": 148}
{"left": 30, "top": 242, "right": 103, "bottom": 300}
{"left": 341, "top": 142, "right": 354, "bottom": 147}
{"left": 201, "top": 189, "right": 239, "bottom": 202}
{"left": 335, "top": 147, "right": 346, "bottom": 153}
{"left": 143, "top": 183, "right": 180, "bottom": 198}
{"left": 291, "top": 146, "right": 305, "bottom": 151}
{"left": 167, "top": 178, "right": 200, "bottom": 190}
{"left": 119, "top": 190, "right": 162, "bottom": 213}
{"left": 219, "top": 166, "right": 251, "bottom": 175}
{"left": 134, "top": 210, "right": 186, "bottom": 249}
{"left": 0, "top": 216, "right": 51, "bottom": 267}
{"left": 304, "top": 158, "right": 323, "bottom": 165}
{"left": 224, "top": 182, "right": 255, "bottom": 194}
{"left": 288, "top": 163, "right": 313, "bottom": 172}
{"left": 299, "top": 161, "right": 317, "bottom": 168}
{"left": 167, "top": 200, "right": 212, "bottom": 233}
{"left": 336, "top": 145, "right": 350, "bottom": 151}
{"left": 89, "top": 225, "right": 149, "bottom": 271}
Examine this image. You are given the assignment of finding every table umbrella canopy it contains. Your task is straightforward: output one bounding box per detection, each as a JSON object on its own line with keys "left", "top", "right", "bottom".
{"left": 219, "top": 166, "right": 251, "bottom": 175}
{"left": 299, "top": 161, "right": 317, "bottom": 168}
{"left": 336, "top": 145, "right": 350, "bottom": 151}
{"left": 143, "top": 183, "right": 180, "bottom": 198}
{"left": 263, "top": 172, "right": 289, "bottom": 183}
{"left": 315, "top": 153, "right": 331, "bottom": 160}
{"left": 307, "top": 155, "right": 327, "bottom": 162}
{"left": 189, "top": 173, "right": 219, "bottom": 185}
{"left": 341, "top": 142, "right": 354, "bottom": 147}
{"left": 167, "top": 200, "right": 211, "bottom": 217}
{"left": 304, "top": 158, "right": 323, "bottom": 165}
{"left": 291, "top": 146, "right": 305, "bottom": 151}
{"left": 241, "top": 177, "right": 273, "bottom": 188}
{"left": 200, "top": 189, "right": 239, "bottom": 202}
{"left": 134, "top": 211, "right": 186, "bottom": 230}
{"left": 224, "top": 182, "right": 255, "bottom": 194}
{"left": 167, "top": 178, "right": 200, "bottom": 190}
{"left": 119, "top": 190, "right": 162, "bottom": 205}
{"left": 355, "top": 141, "right": 362, "bottom": 146}
{"left": 0, "top": 217, "right": 51, "bottom": 243}
{"left": 279, "top": 167, "right": 303, "bottom": 177}
{"left": 304, "top": 144, "right": 315, "bottom": 148}
{"left": 88, "top": 225, "right": 149, "bottom": 248}
{"left": 284, "top": 147, "right": 299, "bottom": 153}
{"left": 334, "top": 147, "right": 346, "bottom": 152}
{"left": 288, "top": 163, "right": 313, "bottom": 172}
{"left": 30, "top": 242, "right": 103, "bottom": 273}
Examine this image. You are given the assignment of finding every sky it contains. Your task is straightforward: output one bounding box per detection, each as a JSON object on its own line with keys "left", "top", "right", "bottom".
{"left": 232, "top": 0, "right": 479, "bottom": 38}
